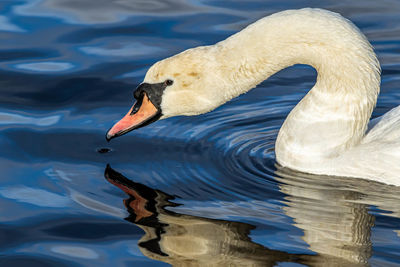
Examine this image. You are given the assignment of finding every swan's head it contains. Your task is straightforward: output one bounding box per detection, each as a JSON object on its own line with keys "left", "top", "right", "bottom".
{"left": 107, "top": 47, "right": 220, "bottom": 141}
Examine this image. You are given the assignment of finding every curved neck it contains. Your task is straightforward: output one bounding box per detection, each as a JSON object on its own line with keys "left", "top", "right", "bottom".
{"left": 213, "top": 9, "right": 380, "bottom": 170}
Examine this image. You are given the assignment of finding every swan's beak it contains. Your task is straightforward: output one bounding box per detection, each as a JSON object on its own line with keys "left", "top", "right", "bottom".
{"left": 106, "top": 92, "right": 160, "bottom": 141}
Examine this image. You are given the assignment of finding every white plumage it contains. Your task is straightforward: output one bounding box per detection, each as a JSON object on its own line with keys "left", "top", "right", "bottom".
{"left": 142, "top": 8, "right": 400, "bottom": 186}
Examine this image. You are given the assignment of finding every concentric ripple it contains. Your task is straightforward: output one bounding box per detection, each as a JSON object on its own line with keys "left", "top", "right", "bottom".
{"left": 105, "top": 90, "right": 297, "bottom": 202}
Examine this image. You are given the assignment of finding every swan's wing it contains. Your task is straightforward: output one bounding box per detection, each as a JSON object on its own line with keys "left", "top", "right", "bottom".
{"left": 366, "top": 116, "right": 382, "bottom": 134}
{"left": 364, "top": 105, "right": 400, "bottom": 143}
{"left": 340, "top": 105, "right": 400, "bottom": 185}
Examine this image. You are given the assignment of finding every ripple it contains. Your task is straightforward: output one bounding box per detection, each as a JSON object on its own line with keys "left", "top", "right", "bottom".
{"left": 0, "top": 111, "right": 60, "bottom": 127}
{"left": 80, "top": 42, "right": 163, "bottom": 57}
{"left": 51, "top": 245, "right": 99, "bottom": 259}
{"left": 13, "top": 62, "right": 75, "bottom": 72}
{"left": 0, "top": 186, "right": 70, "bottom": 208}
{"left": 102, "top": 95, "right": 288, "bottom": 201}
{"left": 0, "top": 15, "right": 25, "bottom": 32}
{"left": 14, "top": 0, "right": 207, "bottom": 24}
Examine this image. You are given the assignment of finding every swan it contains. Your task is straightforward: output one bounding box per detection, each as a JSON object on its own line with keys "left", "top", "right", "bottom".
{"left": 106, "top": 8, "right": 400, "bottom": 186}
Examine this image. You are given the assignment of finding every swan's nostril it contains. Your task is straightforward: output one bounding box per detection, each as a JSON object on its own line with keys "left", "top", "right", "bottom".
{"left": 131, "top": 92, "right": 145, "bottom": 115}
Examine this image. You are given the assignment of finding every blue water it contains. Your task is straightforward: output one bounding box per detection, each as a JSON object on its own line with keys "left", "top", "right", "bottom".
{"left": 1, "top": 1, "right": 400, "bottom": 266}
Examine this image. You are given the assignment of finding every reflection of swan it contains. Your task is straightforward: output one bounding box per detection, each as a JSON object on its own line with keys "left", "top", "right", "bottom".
{"left": 107, "top": 8, "right": 400, "bottom": 185}
{"left": 275, "top": 166, "right": 400, "bottom": 266}
{"left": 104, "top": 165, "right": 311, "bottom": 266}
{"left": 104, "top": 165, "right": 400, "bottom": 266}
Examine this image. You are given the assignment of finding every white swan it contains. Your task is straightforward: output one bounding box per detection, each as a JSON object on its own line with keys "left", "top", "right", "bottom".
{"left": 107, "top": 8, "right": 400, "bottom": 186}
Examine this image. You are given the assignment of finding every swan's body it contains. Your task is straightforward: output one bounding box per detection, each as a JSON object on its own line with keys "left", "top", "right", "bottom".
{"left": 107, "top": 8, "right": 400, "bottom": 186}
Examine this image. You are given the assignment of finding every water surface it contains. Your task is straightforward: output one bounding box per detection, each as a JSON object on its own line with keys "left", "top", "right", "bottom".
{"left": 1, "top": 1, "right": 400, "bottom": 266}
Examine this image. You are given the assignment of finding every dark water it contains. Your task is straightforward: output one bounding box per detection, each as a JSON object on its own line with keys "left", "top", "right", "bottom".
{"left": 1, "top": 1, "right": 400, "bottom": 266}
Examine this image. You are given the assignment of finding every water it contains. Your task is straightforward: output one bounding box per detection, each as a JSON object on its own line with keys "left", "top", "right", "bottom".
{"left": 1, "top": 1, "right": 400, "bottom": 266}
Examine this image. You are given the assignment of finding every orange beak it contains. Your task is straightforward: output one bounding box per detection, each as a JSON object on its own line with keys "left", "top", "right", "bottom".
{"left": 106, "top": 92, "right": 160, "bottom": 141}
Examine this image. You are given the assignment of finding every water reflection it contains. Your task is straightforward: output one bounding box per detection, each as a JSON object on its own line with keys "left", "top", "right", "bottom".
{"left": 276, "top": 167, "right": 400, "bottom": 266}
{"left": 14, "top": 62, "right": 75, "bottom": 73}
{"left": 15, "top": 0, "right": 207, "bottom": 24}
{"left": 104, "top": 165, "right": 400, "bottom": 266}
{"left": 104, "top": 165, "right": 306, "bottom": 266}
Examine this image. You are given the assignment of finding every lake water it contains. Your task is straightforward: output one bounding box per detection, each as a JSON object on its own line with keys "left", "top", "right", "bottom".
{"left": 1, "top": 1, "right": 400, "bottom": 266}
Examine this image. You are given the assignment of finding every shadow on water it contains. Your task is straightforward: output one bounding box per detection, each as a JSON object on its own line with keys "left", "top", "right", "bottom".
{"left": 104, "top": 164, "right": 400, "bottom": 266}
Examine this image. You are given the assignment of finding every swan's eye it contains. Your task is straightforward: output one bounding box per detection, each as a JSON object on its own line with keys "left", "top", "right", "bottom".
{"left": 165, "top": 79, "right": 173, "bottom": 86}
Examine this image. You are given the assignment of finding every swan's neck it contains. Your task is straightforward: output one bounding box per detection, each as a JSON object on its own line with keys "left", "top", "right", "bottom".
{"left": 214, "top": 9, "right": 380, "bottom": 170}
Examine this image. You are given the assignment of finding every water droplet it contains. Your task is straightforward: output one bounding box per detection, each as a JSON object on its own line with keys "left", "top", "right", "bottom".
{"left": 97, "top": 148, "right": 111, "bottom": 153}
